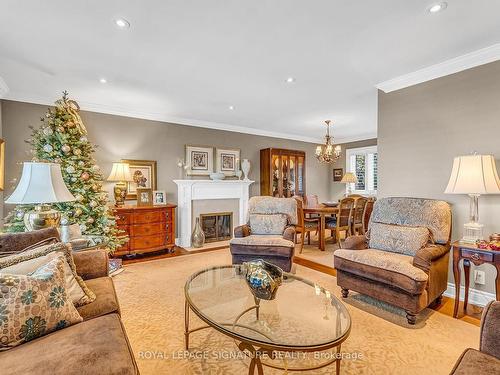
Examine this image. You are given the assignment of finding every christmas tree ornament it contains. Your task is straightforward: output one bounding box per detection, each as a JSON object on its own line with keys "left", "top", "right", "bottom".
{"left": 80, "top": 136, "right": 88, "bottom": 143}
{"left": 74, "top": 148, "right": 82, "bottom": 156}
{"left": 92, "top": 165, "right": 100, "bottom": 171}
{"left": 43, "top": 127, "right": 54, "bottom": 136}
{"left": 43, "top": 144, "right": 53, "bottom": 153}
{"left": 89, "top": 200, "right": 97, "bottom": 208}
{"left": 81, "top": 172, "right": 90, "bottom": 181}
{"left": 75, "top": 208, "right": 83, "bottom": 216}
{"left": 75, "top": 194, "right": 84, "bottom": 202}
{"left": 66, "top": 165, "right": 75, "bottom": 173}
{"left": 62, "top": 144, "right": 71, "bottom": 153}
{"left": 79, "top": 224, "right": 87, "bottom": 232}
{"left": 71, "top": 177, "right": 77, "bottom": 182}
{"left": 87, "top": 217, "right": 95, "bottom": 224}
{"left": 57, "top": 126, "right": 65, "bottom": 133}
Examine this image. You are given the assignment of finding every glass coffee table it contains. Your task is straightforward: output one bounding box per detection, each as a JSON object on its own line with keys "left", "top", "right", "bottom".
{"left": 184, "top": 265, "right": 351, "bottom": 374}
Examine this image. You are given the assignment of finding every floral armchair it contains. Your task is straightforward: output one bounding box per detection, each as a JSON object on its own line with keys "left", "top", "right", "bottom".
{"left": 334, "top": 197, "right": 452, "bottom": 324}
{"left": 229, "top": 196, "right": 297, "bottom": 272}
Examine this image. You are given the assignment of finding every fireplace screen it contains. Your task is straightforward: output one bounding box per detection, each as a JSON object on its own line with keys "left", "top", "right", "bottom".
{"left": 200, "top": 212, "right": 233, "bottom": 242}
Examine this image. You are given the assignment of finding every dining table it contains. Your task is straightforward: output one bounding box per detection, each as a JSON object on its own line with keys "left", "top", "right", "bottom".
{"left": 302, "top": 204, "right": 339, "bottom": 251}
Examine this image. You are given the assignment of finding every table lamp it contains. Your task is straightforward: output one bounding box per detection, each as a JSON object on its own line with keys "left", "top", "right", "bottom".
{"left": 107, "top": 162, "right": 133, "bottom": 207}
{"left": 5, "top": 162, "right": 76, "bottom": 231}
{"left": 341, "top": 172, "right": 358, "bottom": 196}
{"left": 445, "top": 154, "right": 500, "bottom": 243}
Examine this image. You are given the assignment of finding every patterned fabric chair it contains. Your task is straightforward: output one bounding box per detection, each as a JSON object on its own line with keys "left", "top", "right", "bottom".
{"left": 450, "top": 301, "right": 500, "bottom": 374}
{"left": 230, "top": 196, "right": 297, "bottom": 272}
{"left": 325, "top": 197, "right": 355, "bottom": 244}
{"left": 334, "top": 197, "right": 452, "bottom": 324}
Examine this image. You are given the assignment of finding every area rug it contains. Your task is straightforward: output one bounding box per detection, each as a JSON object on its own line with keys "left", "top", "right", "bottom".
{"left": 113, "top": 249, "right": 479, "bottom": 374}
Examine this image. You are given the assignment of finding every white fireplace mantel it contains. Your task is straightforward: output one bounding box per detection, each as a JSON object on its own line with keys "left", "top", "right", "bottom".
{"left": 174, "top": 179, "right": 254, "bottom": 247}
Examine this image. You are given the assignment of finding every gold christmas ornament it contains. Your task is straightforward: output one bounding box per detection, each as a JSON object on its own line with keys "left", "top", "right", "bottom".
{"left": 61, "top": 144, "right": 71, "bottom": 153}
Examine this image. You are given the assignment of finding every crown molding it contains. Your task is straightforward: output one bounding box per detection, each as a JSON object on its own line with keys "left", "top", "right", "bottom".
{"left": 0, "top": 76, "right": 9, "bottom": 98}
{"left": 4, "top": 90, "right": 376, "bottom": 145}
{"left": 377, "top": 43, "right": 500, "bottom": 93}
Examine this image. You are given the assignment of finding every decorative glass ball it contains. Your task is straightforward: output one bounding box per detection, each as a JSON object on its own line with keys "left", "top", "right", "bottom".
{"left": 43, "top": 144, "right": 53, "bottom": 153}
{"left": 62, "top": 145, "right": 71, "bottom": 153}
{"left": 79, "top": 224, "right": 87, "bottom": 232}
{"left": 89, "top": 200, "right": 98, "bottom": 208}
{"left": 75, "top": 208, "right": 83, "bottom": 216}
{"left": 81, "top": 172, "right": 90, "bottom": 181}
{"left": 66, "top": 121, "right": 75, "bottom": 127}
{"left": 87, "top": 217, "right": 94, "bottom": 224}
{"left": 74, "top": 149, "right": 82, "bottom": 156}
{"left": 75, "top": 194, "right": 84, "bottom": 202}
{"left": 103, "top": 227, "right": 110, "bottom": 233}
{"left": 43, "top": 127, "right": 54, "bottom": 136}
{"left": 92, "top": 165, "right": 100, "bottom": 171}
{"left": 78, "top": 161, "right": 85, "bottom": 167}
{"left": 80, "top": 136, "right": 88, "bottom": 143}
{"left": 71, "top": 177, "right": 77, "bottom": 182}
{"left": 66, "top": 165, "right": 75, "bottom": 173}
{"left": 57, "top": 126, "right": 65, "bottom": 133}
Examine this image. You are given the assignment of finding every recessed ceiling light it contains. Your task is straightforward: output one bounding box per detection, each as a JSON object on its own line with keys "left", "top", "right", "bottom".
{"left": 228, "top": 105, "right": 235, "bottom": 110}
{"left": 286, "top": 77, "right": 295, "bottom": 83}
{"left": 99, "top": 78, "right": 107, "bottom": 84}
{"left": 428, "top": 2, "right": 447, "bottom": 13}
{"left": 114, "top": 18, "right": 130, "bottom": 28}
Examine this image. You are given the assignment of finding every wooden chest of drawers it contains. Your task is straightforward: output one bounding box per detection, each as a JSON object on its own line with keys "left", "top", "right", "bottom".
{"left": 113, "top": 204, "right": 176, "bottom": 256}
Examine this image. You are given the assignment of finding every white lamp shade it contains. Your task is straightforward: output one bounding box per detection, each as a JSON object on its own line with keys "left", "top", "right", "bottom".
{"left": 5, "top": 162, "right": 76, "bottom": 204}
{"left": 341, "top": 172, "right": 358, "bottom": 184}
{"left": 107, "top": 162, "right": 133, "bottom": 182}
{"left": 445, "top": 154, "right": 500, "bottom": 194}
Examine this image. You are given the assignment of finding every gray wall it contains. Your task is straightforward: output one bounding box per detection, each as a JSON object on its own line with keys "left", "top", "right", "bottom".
{"left": 378, "top": 60, "right": 500, "bottom": 296}
{"left": 1, "top": 99, "right": 370, "bottom": 229}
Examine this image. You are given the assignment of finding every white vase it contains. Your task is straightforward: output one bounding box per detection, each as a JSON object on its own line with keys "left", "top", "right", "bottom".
{"left": 241, "top": 159, "right": 251, "bottom": 181}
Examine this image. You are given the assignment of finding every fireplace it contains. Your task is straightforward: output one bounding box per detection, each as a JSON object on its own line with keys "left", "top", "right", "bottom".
{"left": 200, "top": 212, "right": 233, "bottom": 242}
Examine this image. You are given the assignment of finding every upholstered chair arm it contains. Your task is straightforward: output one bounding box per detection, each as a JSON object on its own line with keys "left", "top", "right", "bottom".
{"left": 234, "top": 224, "right": 251, "bottom": 238}
{"left": 283, "top": 226, "right": 296, "bottom": 242}
{"left": 0, "top": 227, "right": 60, "bottom": 256}
{"left": 413, "top": 244, "right": 450, "bottom": 273}
{"left": 341, "top": 235, "right": 368, "bottom": 250}
{"left": 72, "top": 248, "right": 109, "bottom": 280}
{"left": 480, "top": 301, "right": 500, "bottom": 358}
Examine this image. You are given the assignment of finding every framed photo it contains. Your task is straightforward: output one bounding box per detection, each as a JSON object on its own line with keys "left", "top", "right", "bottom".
{"left": 137, "top": 188, "right": 153, "bottom": 206}
{"left": 216, "top": 148, "right": 240, "bottom": 176}
{"left": 153, "top": 190, "right": 166, "bottom": 205}
{"left": 121, "top": 159, "right": 157, "bottom": 200}
{"left": 333, "top": 168, "right": 343, "bottom": 182}
{"left": 185, "top": 145, "right": 213, "bottom": 176}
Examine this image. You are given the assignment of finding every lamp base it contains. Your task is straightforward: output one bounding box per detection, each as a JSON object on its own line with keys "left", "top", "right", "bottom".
{"left": 24, "top": 204, "right": 61, "bottom": 231}
{"left": 460, "top": 222, "right": 484, "bottom": 244}
{"left": 114, "top": 181, "right": 127, "bottom": 207}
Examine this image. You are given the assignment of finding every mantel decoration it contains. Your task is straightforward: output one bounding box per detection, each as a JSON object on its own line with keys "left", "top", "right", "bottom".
{"left": 445, "top": 154, "right": 500, "bottom": 243}
{"left": 185, "top": 145, "right": 214, "bottom": 176}
{"left": 315, "top": 120, "right": 341, "bottom": 163}
{"left": 3, "top": 92, "right": 125, "bottom": 252}
{"left": 243, "top": 259, "right": 283, "bottom": 300}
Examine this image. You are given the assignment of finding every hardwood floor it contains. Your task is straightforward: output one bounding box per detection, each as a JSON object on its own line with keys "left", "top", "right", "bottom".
{"left": 119, "top": 244, "right": 483, "bottom": 326}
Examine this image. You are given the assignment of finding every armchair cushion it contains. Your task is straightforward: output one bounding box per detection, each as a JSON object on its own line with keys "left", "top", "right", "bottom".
{"left": 249, "top": 213, "right": 288, "bottom": 235}
{"left": 413, "top": 244, "right": 450, "bottom": 273}
{"left": 334, "top": 248, "right": 428, "bottom": 294}
{"left": 230, "top": 235, "right": 294, "bottom": 248}
{"left": 342, "top": 235, "right": 368, "bottom": 250}
{"left": 72, "top": 248, "right": 109, "bottom": 280}
{"left": 248, "top": 196, "right": 298, "bottom": 225}
{"left": 282, "top": 226, "right": 296, "bottom": 242}
{"left": 450, "top": 348, "right": 500, "bottom": 375}
{"left": 368, "top": 222, "right": 431, "bottom": 256}
{"left": 480, "top": 301, "right": 500, "bottom": 359}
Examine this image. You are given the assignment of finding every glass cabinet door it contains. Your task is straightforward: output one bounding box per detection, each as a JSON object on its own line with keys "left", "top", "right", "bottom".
{"left": 288, "top": 156, "right": 296, "bottom": 197}
{"left": 297, "top": 156, "right": 304, "bottom": 196}
{"left": 282, "top": 155, "right": 289, "bottom": 197}
{"left": 272, "top": 154, "right": 280, "bottom": 197}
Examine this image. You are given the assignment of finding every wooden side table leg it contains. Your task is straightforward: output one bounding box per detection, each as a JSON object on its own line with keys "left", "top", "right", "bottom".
{"left": 463, "top": 259, "right": 471, "bottom": 312}
{"left": 453, "top": 253, "right": 461, "bottom": 318}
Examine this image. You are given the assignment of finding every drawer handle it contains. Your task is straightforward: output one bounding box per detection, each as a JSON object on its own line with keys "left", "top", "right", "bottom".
{"left": 471, "top": 253, "right": 480, "bottom": 261}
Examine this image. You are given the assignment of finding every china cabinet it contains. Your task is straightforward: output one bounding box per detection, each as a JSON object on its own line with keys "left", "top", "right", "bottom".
{"left": 260, "top": 148, "right": 306, "bottom": 197}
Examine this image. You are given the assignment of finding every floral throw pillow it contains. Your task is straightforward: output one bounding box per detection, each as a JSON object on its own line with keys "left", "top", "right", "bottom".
{"left": 0, "top": 254, "right": 83, "bottom": 350}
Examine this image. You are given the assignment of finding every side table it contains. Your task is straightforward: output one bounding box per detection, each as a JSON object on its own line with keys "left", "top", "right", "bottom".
{"left": 452, "top": 241, "right": 500, "bottom": 318}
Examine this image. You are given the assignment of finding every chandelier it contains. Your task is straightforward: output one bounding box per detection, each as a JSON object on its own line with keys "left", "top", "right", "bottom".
{"left": 315, "top": 120, "right": 341, "bottom": 163}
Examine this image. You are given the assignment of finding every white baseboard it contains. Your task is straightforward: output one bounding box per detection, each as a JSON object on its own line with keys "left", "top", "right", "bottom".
{"left": 443, "top": 282, "right": 496, "bottom": 307}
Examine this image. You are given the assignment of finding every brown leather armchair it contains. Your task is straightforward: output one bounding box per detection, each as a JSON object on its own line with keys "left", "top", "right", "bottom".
{"left": 450, "top": 301, "right": 500, "bottom": 374}
{"left": 334, "top": 197, "right": 452, "bottom": 324}
{"left": 230, "top": 196, "right": 297, "bottom": 272}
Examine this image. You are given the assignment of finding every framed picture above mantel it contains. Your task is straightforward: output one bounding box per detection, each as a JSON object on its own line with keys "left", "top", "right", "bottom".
{"left": 185, "top": 145, "right": 214, "bottom": 176}
{"left": 121, "top": 159, "right": 157, "bottom": 200}
{"left": 216, "top": 148, "right": 240, "bottom": 177}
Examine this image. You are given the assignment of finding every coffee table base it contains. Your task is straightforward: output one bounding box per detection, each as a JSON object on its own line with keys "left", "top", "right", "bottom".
{"left": 184, "top": 299, "right": 343, "bottom": 374}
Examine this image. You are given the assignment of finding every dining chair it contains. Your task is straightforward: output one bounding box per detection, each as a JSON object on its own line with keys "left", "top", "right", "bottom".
{"left": 293, "top": 196, "right": 319, "bottom": 253}
{"left": 325, "top": 197, "right": 355, "bottom": 245}
{"left": 364, "top": 198, "right": 375, "bottom": 232}
{"left": 351, "top": 197, "right": 368, "bottom": 235}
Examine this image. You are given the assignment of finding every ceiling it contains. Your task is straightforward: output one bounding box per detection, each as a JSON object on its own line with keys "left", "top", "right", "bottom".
{"left": 1, "top": 0, "right": 499, "bottom": 143}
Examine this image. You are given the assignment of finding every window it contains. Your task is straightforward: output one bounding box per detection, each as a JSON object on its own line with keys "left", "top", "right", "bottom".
{"left": 346, "top": 145, "right": 378, "bottom": 195}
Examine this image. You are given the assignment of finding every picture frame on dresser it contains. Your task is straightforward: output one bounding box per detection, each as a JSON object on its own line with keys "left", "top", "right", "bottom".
{"left": 121, "top": 159, "right": 157, "bottom": 200}
{"left": 137, "top": 188, "right": 153, "bottom": 206}
{"left": 216, "top": 148, "right": 240, "bottom": 177}
{"left": 185, "top": 145, "right": 214, "bottom": 176}
{"left": 153, "top": 190, "right": 166, "bottom": 205}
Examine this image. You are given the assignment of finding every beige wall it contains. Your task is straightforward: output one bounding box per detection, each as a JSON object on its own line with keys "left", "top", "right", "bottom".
{"left": 1, "top": 99, "right": 371, "bottom": 231}
{"left": 378, "top": 60, "right": 500, "bottom": 296}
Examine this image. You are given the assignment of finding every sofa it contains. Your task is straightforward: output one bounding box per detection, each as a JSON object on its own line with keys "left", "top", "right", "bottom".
{"left": 230, "top": 196, "right": 297, "bottom": 272}
{"left": 0, "top": 228, "right": 139, "bottom": 375}
{"left": 450, "top": 301, "right": 500, "bottom": 374}
{"left": 334, "top": 197, "right": 452, "bottom": 324}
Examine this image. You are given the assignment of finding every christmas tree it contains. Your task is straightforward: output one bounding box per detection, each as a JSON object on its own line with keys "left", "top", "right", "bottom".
{"left": 4, "top": 92, "right": 125, "bottom": 252}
